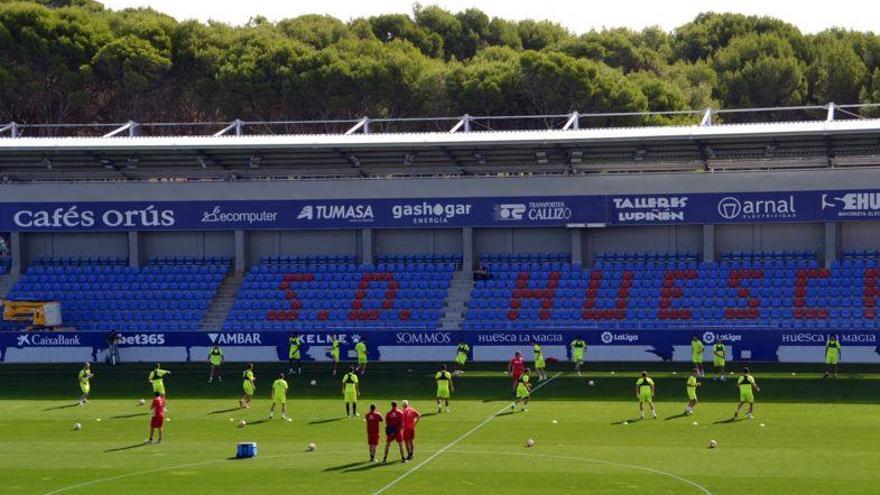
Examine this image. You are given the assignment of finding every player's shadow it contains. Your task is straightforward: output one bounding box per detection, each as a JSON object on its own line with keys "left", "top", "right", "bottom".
{"left": 713, "top": 417, "right": 746, "bottom": 425}
{"left": 664, "top": 413, "right": 690, "bottom": 421}
{"left": 343, "top": 462, "right": 392, "bottom": 473}
{"left": 496, "top": 408, "right": 527, "bottom": 417}
{"left": 245, "top": 419, "right": 269, "bottom": 426}
{"left": 611, "top": 418, "right": 643, "bottom": 425}
{"left": 309, "top": 417, "right": 345, "bottom": 425}
{"left": 110, "top": 412, "right": 149, "bottom": 420}
{"left": 105, "top": 442, "right": 149, "bottom": 453}
{"left": 324, "top": 461, "right": 368, "bottom": 472}
{"left": 420, "top": 412, "right": 439, "bottom": 418}
{"left": 42, "top": 403, "right": 80, "bottom": 411}
{"left": 209, "top": 408, "right": 240, "bottom": 415}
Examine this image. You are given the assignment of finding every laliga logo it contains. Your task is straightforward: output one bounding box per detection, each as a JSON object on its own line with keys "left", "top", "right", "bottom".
{"left": 717, "top": 197, "right": 742, "bottom": 220}
{"left": 600, "top": 331, "right": 614, "bottom": 344}
{"left": 495, "top": 204, "right": 526, "bottom": 221}
{"left": 702, "top": 331, "right": 716, "bottom": 344}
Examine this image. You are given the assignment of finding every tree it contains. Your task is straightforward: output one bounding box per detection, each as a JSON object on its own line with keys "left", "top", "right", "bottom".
{"left": 711, "top": 33, "right": 808, "bottom": 109}
{"left": 808, "top": 35, "right": 869, "bottom": 104}
{"left": 674, "top": 12, "right": 805, "bottom": 63}
{"left": 367, "top": 13, "right": 442, "bottom": 57}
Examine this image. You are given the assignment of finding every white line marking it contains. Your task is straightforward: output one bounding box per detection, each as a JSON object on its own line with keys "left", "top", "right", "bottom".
{"left": 41, "top": 451, "right": 361, "bottom": 495}
{"left": 371, "top": 372, "right": 562, "bottom": 495}
{"left": 452, "top": 450, "right": 714, "bottom": 495}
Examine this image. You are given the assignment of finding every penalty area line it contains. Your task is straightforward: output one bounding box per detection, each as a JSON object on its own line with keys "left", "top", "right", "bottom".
{"left": 371, "top": 371, "right": 563, "bottom": 495}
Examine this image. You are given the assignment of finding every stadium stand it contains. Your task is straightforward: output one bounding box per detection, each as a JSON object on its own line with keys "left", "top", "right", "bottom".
{"left": 224, "top": 255, "right": 456, "bottom": 331}
{"left": 1, "top": 257, "right": 230, "bottom": 331}
{"left": 0, "top": 256, "right": 10, "bottom": 275}
{"left": 463, "top": 251, "right": 880, "bottom": 331}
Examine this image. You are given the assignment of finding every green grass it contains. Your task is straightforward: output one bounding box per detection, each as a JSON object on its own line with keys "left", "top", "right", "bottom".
{"left": 1, "top": 362, "right": 879, "bottom": 494}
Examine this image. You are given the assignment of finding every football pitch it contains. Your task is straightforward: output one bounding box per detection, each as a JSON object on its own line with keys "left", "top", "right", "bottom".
{"left": 1, "top": 362, "right": 878, "bottom": 495}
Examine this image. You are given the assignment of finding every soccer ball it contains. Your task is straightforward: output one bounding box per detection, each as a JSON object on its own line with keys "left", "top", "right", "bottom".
{"left": 310, "top": 379, "right": 317, "bottom": 386}
{"left": 587, "top": 380, "right": 595, "bottom": 387}
{"left": 526, "top": 438, "right": 535, "bottom": 448}
{"left": 73, "top": 423, "right": 82, "bottom": 431}
{"left": 238, "top": 420, "right": 247, "bottom": 428}
{"left": 307, "top": 443, "right": 316, "bottom": 451}
{"left": 138, "top": 398, "right": 145, "bottom": 406}
{"left": 708, "top": 440, "right": 717, "bottom": 449}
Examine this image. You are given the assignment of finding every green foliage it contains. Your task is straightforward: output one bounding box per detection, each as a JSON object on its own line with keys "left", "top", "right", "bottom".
{"left": 1, "top": 2, "right": 880, "bottom": 124}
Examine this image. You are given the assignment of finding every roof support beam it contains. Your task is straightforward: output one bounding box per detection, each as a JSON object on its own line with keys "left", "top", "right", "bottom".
{"left": 699, "top": 108, "right": 713, "bottom": 126}
{"left": 826, "top": 103, "right": 836, "bottom": 122}
{"left": 0, "top": 122, "right": 18, "bottom": 138}
{"left": 449, "top": 114, "right": 471, "bottom": 133}
{"left": 103, "top": 121, "right": 138, "bottom": 138}
{"left": 562, "top": 112, "right": 580, "bottom": 130}
{"left": 345, "top": 117, "right": 370, "bottom": 135}
{"left": 213, "top": 119, "right": 244, "bottom": 137}
{"left": 440, "top": 146, "right": 466, "bottom": 174}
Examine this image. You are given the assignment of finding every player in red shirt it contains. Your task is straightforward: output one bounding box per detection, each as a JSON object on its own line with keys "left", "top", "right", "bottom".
{"left": 364, "top": 403, "right": 383, "bottom": 462}
{"left": 147, "top": 392, "right": 166, "bottom": 444}
{"left": 401, "top": 399, "right": 421, "bottom": 460}
{"left": 382, "top": 401, "right": 406, "bottom": 464}
{"left": 508, "top": 351, "right": 525, "bottom": 394}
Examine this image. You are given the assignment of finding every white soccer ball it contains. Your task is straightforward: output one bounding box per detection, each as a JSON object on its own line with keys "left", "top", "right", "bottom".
{"left": 588, "top": 380, "right": 595, "bottom": 387}
{"left": 760, "top": 423, "right": 766, "bottom": 428}
{"left": 307, "top": 442, "right": 316, "bottom": 451}
{"left": 610, "top": 371, "right": 616, "bottom": 375}
{"left": 672, "top": 371, "right": 677, "bottom": 375}
{"left": 138, "top": 399, "right": 145, "bottom": 406}
{"left": 552, "top": 419, "right": 558, "bottom": 424}
{"left": 310, "top": 379, "right": 317, "bottom": 386}
{"left": 96, "top": 418, "right": 102, "bottom": 422}
{"left": 692, "top": 421, "right": 699, "bottom": 426}
{"left": 622, "top": 421, "right": 628, "bottom": 425}
{"left": 238, "top": 420, "right": 247, "bottom": 428}
{"left": 708, "top": 440, "right": 717, "bottom": 449}
{"left": 73, "top": 423, "right": 82, "bottom": 431}
{"left": 526, "top": 438, "right": 535, "bottom": 448}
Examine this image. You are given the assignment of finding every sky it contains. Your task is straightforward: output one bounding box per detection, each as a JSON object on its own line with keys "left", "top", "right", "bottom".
{"left": 98, "top": 0, "right": 880, "bottom": 34}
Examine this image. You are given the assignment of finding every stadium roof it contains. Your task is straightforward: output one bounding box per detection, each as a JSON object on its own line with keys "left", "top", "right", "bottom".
{"left": 2, "top": 103, "right": 880, "bottom": 182}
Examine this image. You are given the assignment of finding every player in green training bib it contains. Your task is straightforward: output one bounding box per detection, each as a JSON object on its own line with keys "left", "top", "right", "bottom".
{"left": 691, "top": 335, "right": 705, "bottom": 377}
{"left": 570, "top": 336, "right": 586, "bottom": 376}
{"left": 240, "top": 363, "right": 256, "bottom": 409}
{"left": 635, "top": 371, "right": 657, "bottom": 419}
{"left": 148, "top": 363, "right": 171, "bottom": 397}
{"left": 511, "top": 368, "right": 532, "bottom": 412}
{"left": 531, "top": 340, "right": 547, "bottom": 381}
{"left": 77, "top": 362, "right": 93, "bottom": 405}
{"left": 454, "top": 341, "right": 470, "bottom": 374}
{"left": 824, "top": 334, "right": 842, "bottom": 379}
{"left": 207, "top": 344, "right": 224, "bottom": 383}
{"left": 712, "top": 340, "right": 726, "bottom": 381}
{"left": 435, "top": 364, "right": 454, "bottom": 413}
{"left": 342, "top": 366, "right": 360, "bottom": 417}
{"left": 326, "top": 336, "right": 341, "bottom": 377}
{"left": 269, "top": 372, "right": 289, "bottom": 420}
{"left": 355, "top": 338, "right": 368, "bottom": 374}
{"left": 733, "top": 367, "right": 760, "bottom": 420}
{"left": 684, "top": 368, "right": 701, "bottom": 415}
{"left": 288, "top": 332, "right": 303, "bottom": 375}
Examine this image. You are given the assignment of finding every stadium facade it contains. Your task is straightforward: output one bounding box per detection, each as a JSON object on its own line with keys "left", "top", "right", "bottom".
{"left": 2, "top": 104, "right": 880, "bottom": 363}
